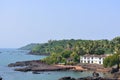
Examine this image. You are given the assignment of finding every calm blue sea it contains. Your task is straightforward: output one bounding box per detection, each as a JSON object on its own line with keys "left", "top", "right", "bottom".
{"left": 0, "top": 49, "right": 111, "bottom": 80}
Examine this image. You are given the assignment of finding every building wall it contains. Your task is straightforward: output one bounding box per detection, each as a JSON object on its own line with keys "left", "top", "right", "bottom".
{"left": 80, "top": 56, "right": 104, "bottom": 64}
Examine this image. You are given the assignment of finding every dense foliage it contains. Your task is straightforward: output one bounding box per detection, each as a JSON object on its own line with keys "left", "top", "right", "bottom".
{"left": 19, "top": 43, "right": 40, "bottom": 50}
{"left": 31, "top": 39, "right": 115, "bottom": 55}
{"left": 103, "top": 54, "right": 120, "bottom": 68}
{"left": 103, "top": 48, "right": 120, "bottom": 68}
{"left": 25, "top": 36, "right": 120, "bottom": 64}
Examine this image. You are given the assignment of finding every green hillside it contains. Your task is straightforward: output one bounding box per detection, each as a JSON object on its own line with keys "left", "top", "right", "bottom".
{"left": 20, "top": 36, "right": 120, "bottom": 64}
{"left": 19, "top": 43, "right": 40, "bottom": 50}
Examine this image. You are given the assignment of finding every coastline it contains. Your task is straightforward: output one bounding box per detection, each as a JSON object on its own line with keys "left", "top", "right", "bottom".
{"left": 8, "top": 60, "right": 75, "bottom": 72}
{"left": 8, "top": 59, "right": 120, "bottom": 79}
{"left": 77, "top": 63, "right": 112, "bottom": 73}
{"left": 54, "top": 64, "right": 87, "bottom": 71}
{"left": 8, "top": 60, "right": 111, "bottom": 73}
{"left": 3, "top": 48, "right": 119, "bottom": 80}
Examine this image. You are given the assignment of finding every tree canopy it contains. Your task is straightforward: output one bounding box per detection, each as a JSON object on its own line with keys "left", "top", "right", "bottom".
{"left": 20, "top": 36, "right": 120, "bottom": 65}
{"left": 30, "top": 38, "right": 117, "bottom": 55}
{"left": 103, "top": 54, "right": 120, "bottom": 68}
{"left": 103, "top": 47, "right": 120, "bottom": 68}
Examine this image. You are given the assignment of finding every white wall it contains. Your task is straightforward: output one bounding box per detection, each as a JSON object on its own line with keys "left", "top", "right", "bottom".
{"left": 80, "top": 56, "right": 104, "bottom": 64}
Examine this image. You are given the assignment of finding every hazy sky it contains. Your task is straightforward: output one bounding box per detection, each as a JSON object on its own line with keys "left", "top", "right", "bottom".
{"left": 0, "top": 0, "right": 120, "bottom": 48}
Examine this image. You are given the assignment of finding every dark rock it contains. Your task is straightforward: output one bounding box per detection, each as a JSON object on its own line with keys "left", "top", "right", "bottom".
{"left": 59, "top": 76, "right": 113, "bottom": 80}
{"left": 110, "top": 68, "right": 119, "bottom": 74}
{"left": 92, "top": 71, "right": 99, "bottom": 78}
{"left": 15, "top": 67, "right": 32, "bottom": 72}
{"left": 8, "top": 60, "right": 74, "bottom": 72}
{"left": 32, "top": 71, "right": 42, "bottom": 74}
{"left": 77, "top": 77, "right": 92, "bottom": 80}
{"left": 112, "top": 72, "right": 120, "bottom": 79}
{"left": 59, "top": 77, "right": 76, "bottom": 80}
{"left": 0, "top": 76, "right": 2, "bottom": 80}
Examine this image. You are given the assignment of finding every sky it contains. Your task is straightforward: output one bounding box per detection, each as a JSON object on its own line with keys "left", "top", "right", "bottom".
{"left": 0, "top": 0, "right": 120, "bottom": 48}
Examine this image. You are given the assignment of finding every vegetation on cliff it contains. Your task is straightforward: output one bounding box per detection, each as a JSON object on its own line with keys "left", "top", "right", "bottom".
{"left": 19, "top": 43, "right": 39, "bottom": 50}
{"left": 43, "top": 37, "right": 120, "bottom": 64}
{"left": 103, "top": 51, "right": 120, "bottom": 70}
{"left": 103, "top": 36, "right": 120, "bottom": 68}
{"left": 31, "top": 38, "right": 115, "bottom": 55}
{"left": 20, "top": 36, "right": 120, "bottom": 65}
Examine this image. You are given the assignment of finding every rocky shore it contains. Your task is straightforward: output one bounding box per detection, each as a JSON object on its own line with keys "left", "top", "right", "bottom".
{"left": 0, "top": 76, "right": 2, "bottom": 80}
{"left": 8, "top": 60, "right": 112, "bottom": 73}
{"left": 8, "top": 60, "right": 120, "bottom": 79}
{"left": 58, "top": 76, "right": 117, "bottom": 80}
{"left": 58, "top": 71, "right": 119, "bottom": 80}
{"left": 8, "top": 60, "right": 74, "bottom": 72}
{"left": 78, "top": 63, "right": 112, "bottom": 72}
{"left": 58, "top": 68, "right": 120, "bottom": 80}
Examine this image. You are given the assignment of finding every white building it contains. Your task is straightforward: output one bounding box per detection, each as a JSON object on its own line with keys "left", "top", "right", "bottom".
{"left": 80, "top": 54, "right": 106, "bottom": 65}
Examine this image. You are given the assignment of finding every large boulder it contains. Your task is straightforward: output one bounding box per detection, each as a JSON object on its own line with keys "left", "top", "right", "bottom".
{"left": 0, "top": 76, "right": 2, "bottom": 80}
{"left": 110, "top": 68, "right": 119, "bottom": 73}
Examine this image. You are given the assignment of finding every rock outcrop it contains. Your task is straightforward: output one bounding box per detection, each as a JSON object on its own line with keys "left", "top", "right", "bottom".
{"left": 8, "top": 60, "right": 74, "bottom": 72}
{"left": 0, "top": 76, "right": 2, "bottom": 80}
{"left": 59, "top": 77, "right": 76, "bottom": 80}
{"left": 59, "top": 76, "right": 115, "bottom": 80}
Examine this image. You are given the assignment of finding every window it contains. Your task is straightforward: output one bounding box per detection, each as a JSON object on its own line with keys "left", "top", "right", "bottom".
{"left": 91, "top": 61, "right": 93, "bottom": 63}
{"left": 84, "top": 61, "right": 86, "bottom": 63}
{"left": 91, "top": 57, "right": 93, "bottom": 59}
{"left": 81, "top": 60, "right": 83, "bottom": 63}
{"left": 84, "top": 57, "right": 86, "bottom": 59}
{"left": 88, "top": 61, "right": 90, "bottom": 63}
{"left": 99, "top": 61, "right": 101, "bottom": 64}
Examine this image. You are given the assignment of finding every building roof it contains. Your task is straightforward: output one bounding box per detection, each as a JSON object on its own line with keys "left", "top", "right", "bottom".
{"left": 81, "top": 54, "right": 106, "bottom": 58}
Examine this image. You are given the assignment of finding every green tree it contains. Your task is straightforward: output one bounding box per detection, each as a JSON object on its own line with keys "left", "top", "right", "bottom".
{"left": 94, "top": 48, "right": 105, "bottom": 55}
{"left": 112, "top": 36, "right": 120, "bottom": 44}
{"left": 103, "top": 54, "right": 120, "bottom": 68}
{"left": 61, "top": 50, "right": 72, "bottom": 58}
{"left": 70, "top": 52, "right": 79, "bottom": 62}
{"left": 25, "top": 37, "right": 120, "bottom": 64}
